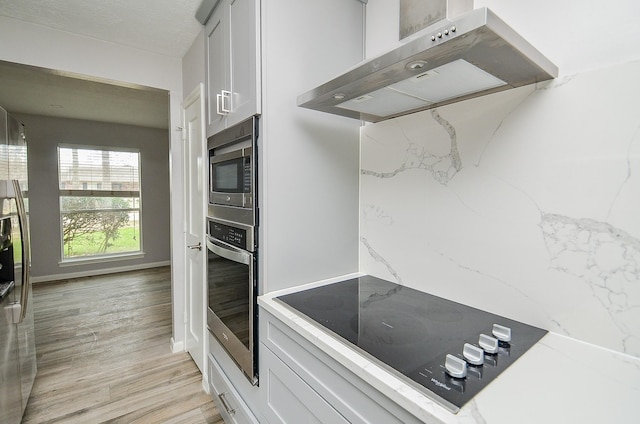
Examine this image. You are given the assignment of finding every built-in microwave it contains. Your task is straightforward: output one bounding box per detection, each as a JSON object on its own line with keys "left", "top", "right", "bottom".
{"left": 209, "top": 147, "right": 253, "bottom": 209}
{"left": 208, "top": 116, "right": 257, "bottom": 211}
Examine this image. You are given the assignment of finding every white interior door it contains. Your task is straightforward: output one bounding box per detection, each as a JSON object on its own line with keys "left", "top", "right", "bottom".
{"left": 183, "top": 85, "right": 206, "bottom": 381}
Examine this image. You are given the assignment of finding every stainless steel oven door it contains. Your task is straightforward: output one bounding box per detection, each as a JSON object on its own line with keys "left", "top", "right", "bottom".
{"left": 206, "top": 236, "right": 257, "bottom": 385}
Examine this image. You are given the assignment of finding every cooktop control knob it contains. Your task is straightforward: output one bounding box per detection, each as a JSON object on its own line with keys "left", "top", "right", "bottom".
{"left": 463, "top": 343, "right": 484, "bottom": 366}
{"left": 479, "top": 333, "right": 499, "bottom": 354}
{"left": 445, "top": 354, "right": 467, "bottom": 378}
{"left": 492, "top": 324, "right": 512, "bottom": 343}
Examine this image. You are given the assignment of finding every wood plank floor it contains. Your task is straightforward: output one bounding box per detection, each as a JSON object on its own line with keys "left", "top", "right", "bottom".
{"left": 23, "top": 266, "right": 224, "bottom": 424}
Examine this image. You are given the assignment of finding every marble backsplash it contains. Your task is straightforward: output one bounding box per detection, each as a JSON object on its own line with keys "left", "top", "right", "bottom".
{"left": 359, "top": 59, "right": 640, "bottom": 358}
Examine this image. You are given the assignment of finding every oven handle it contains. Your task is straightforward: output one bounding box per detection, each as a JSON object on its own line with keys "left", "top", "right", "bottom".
{"left": 206, "top": 237, "right": 251, "bottom": 265}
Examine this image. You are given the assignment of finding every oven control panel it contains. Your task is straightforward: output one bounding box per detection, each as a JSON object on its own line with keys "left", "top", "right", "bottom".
{"left": 209, "top": 220, "right": 247, "bottom": 250}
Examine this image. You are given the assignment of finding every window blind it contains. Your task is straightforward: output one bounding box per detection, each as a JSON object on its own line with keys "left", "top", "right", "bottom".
{"left": 58, "top": 147, "right": 140, "bottom": 193}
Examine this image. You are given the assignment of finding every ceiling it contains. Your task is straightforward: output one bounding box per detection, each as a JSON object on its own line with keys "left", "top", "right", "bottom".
{"left": 0, "top": 0, "right": 205, "bottom": 129}
{"left": 0, "top": 0, "right": 203, "bottom": 58}
{"left": 0, "top": 60, "right": 171, "bottom": 129}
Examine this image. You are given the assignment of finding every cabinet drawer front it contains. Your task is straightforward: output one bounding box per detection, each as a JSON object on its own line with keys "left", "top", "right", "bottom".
{"left": 208, "top": 354, "right": 258, "bottom": 424}
{"left": 262, "top": 346, "right": 349, "bottom": 424}
{"left": 261, "top": 310, "right": 422, "bottom": 424}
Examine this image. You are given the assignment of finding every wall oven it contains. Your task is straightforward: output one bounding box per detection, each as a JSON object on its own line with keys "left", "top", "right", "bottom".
{"left": 207, "top": 115, "right": 259, "bottom": 385}
{"left": 206, "top": 217, "right": 257, "bottom": 385}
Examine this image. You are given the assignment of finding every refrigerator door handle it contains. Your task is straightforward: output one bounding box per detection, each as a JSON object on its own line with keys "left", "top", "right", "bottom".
{"left": 12, "top": 180, "right": 31, "bottom": 324}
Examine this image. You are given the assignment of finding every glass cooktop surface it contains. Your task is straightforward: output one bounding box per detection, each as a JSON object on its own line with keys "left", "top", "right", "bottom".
{"left": 276, "top": 275, "right": 547, "bottom": 413}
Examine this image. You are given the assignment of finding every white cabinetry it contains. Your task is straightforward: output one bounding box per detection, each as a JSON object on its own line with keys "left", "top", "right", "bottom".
{"left": 260, "top": 309, "right": 423, "bottom": 424}
{"left": 261, "top": 346, "right": 349, "bottom": 424}
{"left": 208, "top": 351, "right": 259, "bottom": 424}
{"left": 205, "top": 0, "right": 260, "bottom": 137}
{"left": 197, "top": 0, "right": 364, "bottom": 420}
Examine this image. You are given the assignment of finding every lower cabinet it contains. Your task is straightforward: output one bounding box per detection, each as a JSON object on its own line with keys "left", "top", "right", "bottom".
{"left": 208, "top": 353, "right": 259, "bottom": 424}
{"left": 261, "top": 347, "right": 350, "bottom": 424}
{"left": 260, "top": 309, "right": 422, "bottom": 424}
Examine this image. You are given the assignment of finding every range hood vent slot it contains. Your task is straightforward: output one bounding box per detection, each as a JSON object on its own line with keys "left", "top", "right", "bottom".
{"left": 297, "top": 1, "right": 558, "bottom": 123}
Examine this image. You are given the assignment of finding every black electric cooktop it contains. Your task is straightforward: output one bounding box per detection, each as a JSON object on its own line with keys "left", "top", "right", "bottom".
{"left": 276, "top": 275, "right": 547, "bottom": 413}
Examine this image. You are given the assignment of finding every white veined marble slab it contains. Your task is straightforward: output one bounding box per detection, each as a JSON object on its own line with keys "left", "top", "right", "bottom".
{"left": 359, "top": 59, "right": 640, "bottom": 359}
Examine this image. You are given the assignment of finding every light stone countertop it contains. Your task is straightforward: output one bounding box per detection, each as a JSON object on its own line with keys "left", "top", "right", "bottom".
{"left": 258, "top": 274, "right": 640, "bottom": 424}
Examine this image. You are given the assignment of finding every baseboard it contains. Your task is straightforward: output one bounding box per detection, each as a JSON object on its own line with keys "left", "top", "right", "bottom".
{"left": 171, "top": 337, "right": 185, "bottom": 353}
{"left": 31, "top": 260, "right": 171, "bottom": 284}
{"left": 202, "top": 373, "right": 210, "bottom": 394}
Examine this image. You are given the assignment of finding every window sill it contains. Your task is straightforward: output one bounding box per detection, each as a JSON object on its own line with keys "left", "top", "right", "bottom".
{"left": 59, "top": 251, "right": 146, "bottom": 267}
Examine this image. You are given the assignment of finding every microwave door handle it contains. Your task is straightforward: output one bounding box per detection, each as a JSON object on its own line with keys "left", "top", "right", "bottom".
{"left": 206, "top": 238, "right": 251, "bottom": 265}
{"left": 210, "top": 148, "right": 244, "bottom": 164}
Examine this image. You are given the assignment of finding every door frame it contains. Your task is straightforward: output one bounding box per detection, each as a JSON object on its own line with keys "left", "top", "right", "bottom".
{"left": 181, "top": 83, "right": 208, "bottom": 392}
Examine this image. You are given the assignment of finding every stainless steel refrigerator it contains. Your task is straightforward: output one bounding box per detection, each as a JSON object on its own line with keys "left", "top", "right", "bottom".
{"left": 0, "top": 106, "right": 36, "bottom": 424}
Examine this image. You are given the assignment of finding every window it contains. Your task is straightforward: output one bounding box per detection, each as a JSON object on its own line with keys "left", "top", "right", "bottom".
{"left": 58, "top": 146, "right": 142, "bottom": 260}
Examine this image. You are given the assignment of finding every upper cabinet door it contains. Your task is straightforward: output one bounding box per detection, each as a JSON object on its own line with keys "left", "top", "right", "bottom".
{"left": 205, "top": 0, "right": 260, "bottom": 137}
{"left": 227, "top": 0, "right": 260, "bottom": 129}
{"left": 206, "top": 4, "right": 230, "bottom": 137}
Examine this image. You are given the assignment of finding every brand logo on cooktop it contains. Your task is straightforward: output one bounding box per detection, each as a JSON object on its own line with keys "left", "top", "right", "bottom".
{"left": 431, "top": 378, "right": 451, "bottom": 391}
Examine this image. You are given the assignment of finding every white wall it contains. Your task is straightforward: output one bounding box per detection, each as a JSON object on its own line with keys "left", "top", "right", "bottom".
{"left": 360, "top": 0, "right": 640, "bottom": 357}
{"left": 15, "top": 114, "right": 171, "bottom": 280}
{"left": 0, "top": 15, "right": 188, "bottom": 346}
{"left": 182, "top": 29, "right": 205, "bottom": 97}
{"left": 259, "top": 0, "right": 364, "bottom": 293}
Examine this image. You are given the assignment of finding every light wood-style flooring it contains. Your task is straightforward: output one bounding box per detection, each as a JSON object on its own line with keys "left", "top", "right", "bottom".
{"left": 23, "top": 266, "right": 223, "bottom": 424}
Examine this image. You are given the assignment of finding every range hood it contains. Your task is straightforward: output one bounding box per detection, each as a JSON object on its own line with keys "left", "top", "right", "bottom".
{"left": 297, "top": 0, "right": 558, "bottom": 122}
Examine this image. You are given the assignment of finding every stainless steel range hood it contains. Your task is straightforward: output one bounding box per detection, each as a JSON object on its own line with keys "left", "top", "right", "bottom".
{"left": 297, "top": 0, "right": 558, "bottom": 122}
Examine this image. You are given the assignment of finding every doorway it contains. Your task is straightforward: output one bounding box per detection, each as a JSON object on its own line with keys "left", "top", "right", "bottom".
{"left": 182, "top": 84, "right": 207, "bottom": 385}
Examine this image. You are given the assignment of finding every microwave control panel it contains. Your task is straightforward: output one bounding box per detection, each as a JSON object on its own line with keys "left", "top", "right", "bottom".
{"left": 242, "top": 157, "right": 252, "bottom": 193}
